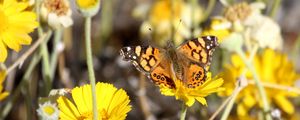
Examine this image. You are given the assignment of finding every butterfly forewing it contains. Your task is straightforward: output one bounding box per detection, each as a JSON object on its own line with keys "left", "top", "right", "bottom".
{"left": 177, "top": 36, "right": 218, "bottom": 67}
{"left": 120, "top": 46, "right": 176, "bottom": 88}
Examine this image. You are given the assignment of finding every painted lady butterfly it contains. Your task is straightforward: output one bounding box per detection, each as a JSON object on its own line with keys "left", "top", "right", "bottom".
{"left": 120, "top": 36, "right": 218, "bottom": 89}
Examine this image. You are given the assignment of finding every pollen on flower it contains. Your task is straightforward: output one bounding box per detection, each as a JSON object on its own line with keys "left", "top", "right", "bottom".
{"left": 37, "top": 102, "right": 59, "bottom": 120}
{"left": 44, "top": 0, "right": 69, "bottom": 16}
{"left": 224, "top": 2, "right": 252, "bottom": 22}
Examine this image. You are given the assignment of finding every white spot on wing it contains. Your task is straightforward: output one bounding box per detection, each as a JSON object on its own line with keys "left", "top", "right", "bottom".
{"left": 133, "top": 56, "right": 137, "bottom": 59}
{"left": 206, "top": 36, "right": 211, "bottom": 40}
{"left": 126, "top": 47, "right": 131, "bottom": 51}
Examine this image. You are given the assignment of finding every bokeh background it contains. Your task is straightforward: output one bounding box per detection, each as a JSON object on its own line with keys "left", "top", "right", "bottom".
{"left": 2, "top": 0, "right": 300, "bottom": 119}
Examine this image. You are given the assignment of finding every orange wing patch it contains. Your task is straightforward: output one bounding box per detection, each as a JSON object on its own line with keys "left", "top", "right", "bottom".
{"left": 149, "top": 65, "right": 175, "bottom": 89}
{"left": 186, "top": 63, "right": 206, "bottom": 88}
{"left": 178, "top": 38, "right": 208, "bottom": 64}
{"left": 120, "top": 46, "right": 161, "bottom": 73}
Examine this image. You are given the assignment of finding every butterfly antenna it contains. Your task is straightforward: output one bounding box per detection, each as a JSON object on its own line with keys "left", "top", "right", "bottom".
{"left": 174, "top": 19, "right": 182, "bottom": 38}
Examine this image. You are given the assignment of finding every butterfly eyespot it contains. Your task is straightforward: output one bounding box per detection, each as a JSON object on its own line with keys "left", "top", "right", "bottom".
{"left": 161, "top": 77, "right": 165, "bottom": 80}
{"left": 153, "top": 73, "right": 157, "bottom": 77}
{"left": 196, "top": 73, "right": 200, "bottom": 78}
{"left": 157, "top": 75, "right": 161, "bottom": 79}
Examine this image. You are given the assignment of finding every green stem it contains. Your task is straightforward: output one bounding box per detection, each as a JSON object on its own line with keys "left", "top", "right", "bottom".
{"left": 236, "top": 48, "right": 272, "bottom": 120}
{"left": 36, "top": 0, "right": 51, "bottom": 94}
{"left": 202, "top": 0, "right": 216, "bottom": 22}
{"left": 270, "top": 0, "right": 281, "bottom": 18}
{"left": 50, "top": 28, "right": 63, "bottom": 79}
{"left": 85, "top": 17, "right": 98, "bottom": 120}
{"left": 220, "top": 46, "right": 259, "bottom": 120}
{"left": 180, "top": 103, "right": 187, "bottom": 120}
{"left": 292, "top": 33, "right": 300, "bottom": 64}
{"left": 220, "top": 85, "right": 242, "bottom": 120}
{"left": 41, "top": 40, "right": 51, "bottom": 93}
{"left": 23, "top": 82, "right": 32, "bottom": 120}
{"left": 0, "top": 52, "right": 42, "bottom": 119}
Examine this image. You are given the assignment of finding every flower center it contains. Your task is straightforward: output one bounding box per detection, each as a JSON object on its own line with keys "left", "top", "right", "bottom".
{"left": 44, "top": 0, "right": 68, "bottom": 16}
{"left": 77, "top": 109, "right": 110, "bottom": 120}
{"left": 77, "top": 0, "right": 97, "bottom": 9}
{"left": 0, "top": 9, "right": 9, "bottom": 33}
{"left": 224, "top": 2, "right": 252, "bottom": 22}
{"left": 42, "top": 105, "right": 56, "bottom": 115}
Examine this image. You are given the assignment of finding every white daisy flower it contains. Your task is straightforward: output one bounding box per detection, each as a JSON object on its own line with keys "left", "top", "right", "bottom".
{"left": 37, "top": 102, "right": 59, "bottom": 120}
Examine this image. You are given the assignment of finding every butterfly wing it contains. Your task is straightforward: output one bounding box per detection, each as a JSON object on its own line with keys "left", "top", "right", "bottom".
{"left": 120, "top": 46, "right": 175, "bottom": 89}
{"left": 177, "top": 36, "right": 218, "bottom": 67}
{"left": 177, "top": 36, "right": 218, "bottom": 88}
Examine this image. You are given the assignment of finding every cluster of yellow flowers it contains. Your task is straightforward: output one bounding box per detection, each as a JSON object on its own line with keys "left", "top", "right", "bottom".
{"left": 201, "top": 2, "right": 300, "bottom": 119}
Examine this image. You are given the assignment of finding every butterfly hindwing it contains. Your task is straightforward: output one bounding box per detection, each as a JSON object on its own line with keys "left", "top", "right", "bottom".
{"left": 150, "top": 63, "right": 176, "bottom": 89}
{"left": 185, "top": 63, "right": 206, "bottom": 88}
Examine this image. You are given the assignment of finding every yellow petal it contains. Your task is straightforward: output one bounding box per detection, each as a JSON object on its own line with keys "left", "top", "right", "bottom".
{"left": 237, "top": 104, "right": 248, "bottom": 116}
{"left": 72, "top": 85, "right": 91, "bottom": 114}
{"left": 2, "top": 32, "right": 21, "bottom": 51}
{"left": 274, "top": 95, "right": 294, "bottom": 114}
{"left": 0, "top": 92, "right": 9, "bottom": 101}
{"left": 184, "top": 96, "right": 195, "bottom": 107}
{"left": 0, "top": 41, "right": 8, "bottom": 62}
{"left": 57, "top": 96, "right": 80, "bottom": 120}
{"left": 196, "top": 97, "right": 207, "bottom": 106}
{"left": 243, "top": 94, "right": 256, "bottom": 108}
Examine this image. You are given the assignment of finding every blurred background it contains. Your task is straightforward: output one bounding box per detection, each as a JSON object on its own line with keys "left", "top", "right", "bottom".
{"left": 2, "top": 0, "right": 300, "bottom": 119}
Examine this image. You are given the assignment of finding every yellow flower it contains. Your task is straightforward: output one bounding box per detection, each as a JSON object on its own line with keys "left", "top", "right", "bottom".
{"left": 76, "top": 0, "right": 100, "bottom": 17}
{"left": 76, "top": 0, "right": 99, "bottom": 9}
{"left": 0, "top": 70, "right": 9, "bottom": 101}
{"left": 57, "top": 82, "right": 131, "bottom": 120}
{"left": 140, "top": 0, "right": 203, "bottom": 46}
{"left": 0, "top": 0, "right": 38, "bottom": 62}
{"left": 160, "top": 72, "right": 224, "bottom": 107}
{"left": 220, "top": 49, "right": 299, "bottom": 117}
{"left": 201, "top": 17, "right": 231, "bottom": 43}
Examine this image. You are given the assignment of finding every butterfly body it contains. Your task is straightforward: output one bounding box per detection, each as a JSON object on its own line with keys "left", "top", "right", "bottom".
{"left": 120, "top": 36, "right": 218, "bottom": 89}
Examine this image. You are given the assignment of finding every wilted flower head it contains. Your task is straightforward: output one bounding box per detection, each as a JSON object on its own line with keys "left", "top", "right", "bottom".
{"left": 204, "top": 2, "right": 283, "bottom": 51}
{"left": 224, "top": 2, "right": 252, "bottom": 22}
{"left": 243, "top": 2, "right": 283, "bottom": 50}
{"left": 57, "top": 82, "right": 131, "bottom": 119}
{"left": 41, "top": 0, "right": 73, "bottom": 29}
{"left": 219, "top": 49, "right": 300, "bottom": 117}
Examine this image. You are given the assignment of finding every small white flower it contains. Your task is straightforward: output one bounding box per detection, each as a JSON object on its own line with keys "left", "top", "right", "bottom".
{"left": 41, "top": 0, "right": 73, "bottom": 29}
{"left": 243, "top": 2, "right": 283, "bottom": 50}
{"left": 37, "top": 102, "right": 59, "bottom": 120}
